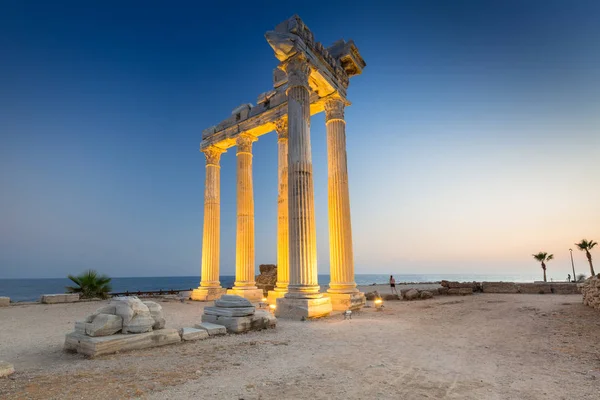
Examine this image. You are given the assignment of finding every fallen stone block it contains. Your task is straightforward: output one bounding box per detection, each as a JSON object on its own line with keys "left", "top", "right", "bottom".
{"left": 404, "top": 289, "right": 420, "bottom": 300}
{"left": 143, "top": 301, "right": 166, "bottom": 329}
{"left": 41, "top": 294, "right": 80, "bottom": 304}
{"left": 64, "top": 329, "right": 181, "bottom": 357}
{"left": 201, "top": 314, "right": 253, "bottom": 333}
{"left": 0, "top": 361, "right": 15, "bottom": 378}
{"left": 204, "top": 306, "right": 255, "bottom": 317}
{"left": 448, "top": 288, "right": 473, "bottom": 295}
{"left": 194, "top": 322, "right": 227, "bottom": 336}
{"left": 251, "top": 310, "right": 277, "bottom": 330}
{"left": 382, "top": 294, "right": 400, "bottom": 301}
{"left": 85, "top": 314, "right": 123, "bottom": 337}
{"left": 214, "top": 295, "right": 253, "bottom": 308}
{"left": 447, "top": 282, "right": 475, "bottom": 289}
{"left": 438, "top": 287, "right": 449, "bottom": 295}
{"left": 0, "top": 297, "right": 9, "bottom": 307}
{"left": 180, "top": 327, "right": 209, "bottom": 341}
{"left": 420, "top": 290, "right": 433, "bottom": 299}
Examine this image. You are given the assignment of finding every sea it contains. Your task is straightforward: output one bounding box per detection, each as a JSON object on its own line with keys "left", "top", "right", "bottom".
{"left": 0, "top": 273, "right": 543, "bottom": 302}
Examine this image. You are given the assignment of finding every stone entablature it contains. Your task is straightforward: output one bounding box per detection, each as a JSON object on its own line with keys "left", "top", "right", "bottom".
{"left": 200, "top": 15, "right": 365, "bottom": 151}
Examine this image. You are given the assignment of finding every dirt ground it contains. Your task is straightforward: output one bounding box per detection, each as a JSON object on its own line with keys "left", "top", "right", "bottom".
{"left": 1, "top": 293, "right": 599, "bottom": 399}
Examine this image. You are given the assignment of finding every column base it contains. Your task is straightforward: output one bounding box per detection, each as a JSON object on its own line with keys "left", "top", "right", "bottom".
{"left": 190, "top": 287, "right": 227, "bottom": 302}
{"left": 266, "top": 289, "right": 287, "bottom": 305}
{"left": 226, "top": 288, "right": 264, "bottom": 302}
{"left": 325, "top": 292, "right": 366, "bottom": 311}
{"left": 275, "top": 296, "right": 332, "bottom": 319}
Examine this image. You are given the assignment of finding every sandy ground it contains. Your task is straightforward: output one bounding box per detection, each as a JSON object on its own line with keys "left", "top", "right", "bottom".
{"left": 1, "top": 293, "right": 599, "bottom": 400}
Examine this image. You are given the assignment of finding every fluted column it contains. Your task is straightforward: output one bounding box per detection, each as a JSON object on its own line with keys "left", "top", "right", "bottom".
{"left": 325, "top": 98, "right": 358, "bottom": 294}
{"left": 192, "top": 146, "right": 227, "bottom": 301}
{"left": 274, "top": 118, "right": 289, "bottom": 293}
{"left": 283, "top": 56, "right": 321, "bottom": 300}
{"left": 233, "top": 133, "right": 258, "bottom": 290}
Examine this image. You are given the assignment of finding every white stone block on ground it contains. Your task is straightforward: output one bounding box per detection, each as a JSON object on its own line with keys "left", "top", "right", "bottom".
{"left": 0, "top": 297, "right": 10, "bottom": 307}
{"left": 143, "top": 301, "right": 166, "bottom": 329}
{"left": 201, "top": 314, "right": 253, "bottom": 333}
{"left": 275, "top": 297, "right": 332, "bottom": 319}
{"left": 41, "top": 294, "right": 80, "bottom": 304}
{"left": 0, "top": 361, "right": 15, "bottom": 378}
{"left": 179, "top": 327, "right": 209, "bottom": 341}
{"left": 194, "top": 322, "right": 227, "bottom": 336}
{"left": 64, "top": 329, "right": 181, "bottom": 357}
{"left": 204, "top": 306, "right": 255, "bottom": 317}
{"left": 85, "top": 314, "right": 123, "bottom": 337}
{"left": 251, "top": 310, "right": 277, "bottom": 330}
{"left": 123, "top": 313, "right": 154, "bottom": 334}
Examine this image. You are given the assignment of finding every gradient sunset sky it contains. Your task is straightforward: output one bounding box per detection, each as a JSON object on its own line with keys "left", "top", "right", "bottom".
{"left": 1, "top": 1, "right": 599, "bottom": 279}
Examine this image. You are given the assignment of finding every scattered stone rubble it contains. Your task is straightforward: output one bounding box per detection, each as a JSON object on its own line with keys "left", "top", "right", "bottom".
{"left": 202, "top": 294, "right": 276, "bottom": 333}
{"left": 579, "top": 275, "right": 600, "bottom": 310}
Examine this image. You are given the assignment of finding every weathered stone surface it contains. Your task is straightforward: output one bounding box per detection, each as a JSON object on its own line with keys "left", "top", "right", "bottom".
{"left": 214, "top": 294, "right": 253, "bottom": 308}
{"left": 124, "top": 314, "right": 155, "bottom": 334}
{"left": 251, "top": 310, "right": 277, "bottom": 330}
{"left": 143, "top": 301, "right": 166, "bottom": 329}
{"left": 580, "top": 276, "right": 600, "bottom": 310}
{"left": 74, "top": 321, "right": 87, "bottom": 334}
{"left": 448, "top": 288, "right": 473, "bottom": 295}
{"left": 275, "top": 297, "right": 332, "bottom": 319}
{"left": 482, "top": 282, "right": 519, "bottom": 293}
{"left": 0, "top": 361, "right": 15, "bottom": 378}
{"left": 0, "top": 297, "right": 10, "bottom": 307}
{"left": 328, "top": 292, "right": 366, "bottom": 310}
{"left": 41, "top": 294, "right": 80, "bottom": 304}
{"left": 518, "top": 283, "right": 552, "bottom": 294}
{"left": 256, "top": 264, "right": 277, "bottom": 293}
{"left": 64, "top": 329, "right": 181, "bottom": 357}
{"left": 225, "top": 288, "right": 264, "bottom": 301}
{"left": 404, "top": 289, "right": 420, "bottom": 301}
{"left": 201, "top": 314, "right": 253, "bottom": 333}
{"left": 382, "top": 294, "right": 400, "bottom": 301}
{"left": 204, "top": 306, "right": 255, "bottom": 317}
{"left": 179, "top": 327, "right": 209, "bottom": 341}
{"left": 447, "top": 282, "right": 475, "bottom": 289}
{"left": 191, "top": 287, "right": 227, "bottom": 302}
{"left": 85, "top": 305, "right": 117, "bottom": 323}
{"left": 111, "top": 297, "right": 154, "bottom": 333}
{"left": 438, "top": 287, "right": 449, "bottom": 295}
{"left": 86, "top": 314, "right": 123, "bottom": 337}
{"left": 420, "top": 291, "right": 434, "bottom": 299}
{"left": 194, "top": 322, "right": 227, "bottom": 336}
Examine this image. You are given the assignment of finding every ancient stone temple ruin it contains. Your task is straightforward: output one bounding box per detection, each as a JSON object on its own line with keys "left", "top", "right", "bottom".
{"left": 191, "top": 15, "right": 366, "bottom": 318}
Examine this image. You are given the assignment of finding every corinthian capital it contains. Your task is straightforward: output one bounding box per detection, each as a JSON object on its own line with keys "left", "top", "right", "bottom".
{"left": 236, "top": 133, "right": 257, "bottom": 153}
{"left": 203, "top": 146, "right": 226, "bottom": 166}
{"left": 324, "top": 98, "right": 345, "bottom": 122}
{"left": 283, "top": 55, "right": 311, "bottom": 89}
{"left": 274, "top": 118, "right": 288, "bottom": 140}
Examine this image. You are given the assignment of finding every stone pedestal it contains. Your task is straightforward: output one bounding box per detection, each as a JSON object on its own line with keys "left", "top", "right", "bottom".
{"left": 226, "top": 288, "right": 264, "bottom": 302}
{"left": 275, "top": 297, "right": 332, "bottom": 319}
{"left": 191, "top": 287, "right": 227, "bottom": 301}
{"left": 326, "top": 292, "right": 366, "bottom": 311}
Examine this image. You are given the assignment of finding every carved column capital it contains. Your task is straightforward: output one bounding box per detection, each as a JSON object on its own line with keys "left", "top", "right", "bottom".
{"left": 324, "top": 98, "right": 345, "bottom": 122}
{"left": 202, "top": 146, "right": 226, "bottom": 166}
{"left": 236, "top": 133, "right": 257, "bottom": 154}
{"left": 283, "top": 55, "right": 311, "bottom": 90}
{"left": 275, "top": 118, "right": 288, "bottom": 141}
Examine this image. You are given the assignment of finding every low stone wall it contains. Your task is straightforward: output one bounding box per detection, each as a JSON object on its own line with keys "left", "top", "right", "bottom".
{"left": 481, "top": 282, "right": 579, "bottom": 294}
{"left": 579, "top": 276, "right": 600, "bottom": 310}
{"left": 41, "top": 294, "right": 80, "bottom": 304}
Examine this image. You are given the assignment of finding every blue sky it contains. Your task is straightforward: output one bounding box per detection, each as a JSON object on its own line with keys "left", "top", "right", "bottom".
{"left": 1, "top": 1, "right": 599, "bottom": 279}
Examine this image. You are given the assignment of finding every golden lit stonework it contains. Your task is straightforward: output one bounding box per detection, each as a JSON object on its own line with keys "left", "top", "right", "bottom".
{"left": 194, "top": 15, "right": 366, "bottom": 316}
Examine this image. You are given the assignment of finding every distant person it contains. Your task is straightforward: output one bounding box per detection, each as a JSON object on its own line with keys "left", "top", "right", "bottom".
{"left": 389, "top": 275, "right": 398, "bottom": 295}
{"left": 567, "top": 274, "right": 571, "bottom": 282}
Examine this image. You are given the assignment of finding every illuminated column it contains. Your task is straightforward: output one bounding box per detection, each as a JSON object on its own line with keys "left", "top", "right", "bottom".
{"left": 324, "top": 98, "right": 365, "bottom": 310}
{"left": 276, "top": 55, "right": 332, "bottom": 318}
{"left": 228, "top": 133, "right": 263, "bottom": 301}
{"left": 268, "top": 118, "right": 289, "bottom": 304}
{"left": 191, "top": 146, "right": 227, "bottom": 301}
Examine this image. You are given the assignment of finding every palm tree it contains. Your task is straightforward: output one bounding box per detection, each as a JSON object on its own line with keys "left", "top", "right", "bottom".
{"left": 66, "top": 269, "right": 112, "bottom": 299}
{"left": 575, "top": 239, "right": 597, "bottom": 277}
{"left": 532, "top": 252, "right": 553, "bottom": 282}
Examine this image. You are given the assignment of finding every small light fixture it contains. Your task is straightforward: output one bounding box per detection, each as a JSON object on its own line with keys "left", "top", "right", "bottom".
{"left": 269, "top": 304, "right": 276, "bottom": 312}
{"left": 374, "top": 298, "right": 383, "bottom": 311}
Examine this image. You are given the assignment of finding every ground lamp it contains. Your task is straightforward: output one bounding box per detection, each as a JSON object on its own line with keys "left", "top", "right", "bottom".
{"left": 374, "top": 298, "right": 383, "bottom": 311}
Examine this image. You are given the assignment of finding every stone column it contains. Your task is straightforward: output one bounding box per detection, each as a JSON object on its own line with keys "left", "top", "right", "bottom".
{"left": 267, "top": 119, "right": 290, "bottom": 305}
{"left": 191, "top": 146, "right": 227, "bottom": 301}
{"left": 324, "top": 98, "right": 365, "bottom": 310}
{"left": 276, "top": 55, "right": 332, "bottom": 319}
{"left": 227, "top": 133, "right": 263, "bottom": 301}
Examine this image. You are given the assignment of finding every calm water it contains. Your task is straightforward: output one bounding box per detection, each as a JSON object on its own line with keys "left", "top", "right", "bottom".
{"left": 0, "top": 273, "right": 541, "bottom": 302}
